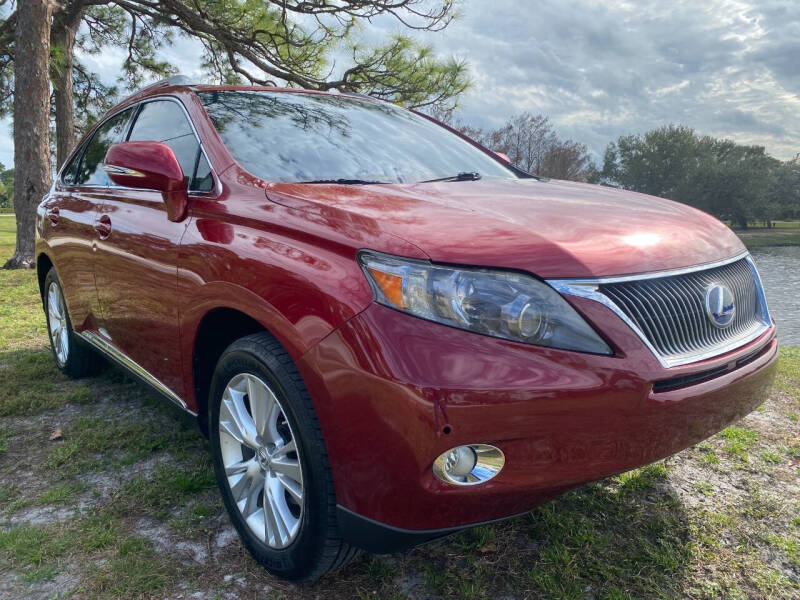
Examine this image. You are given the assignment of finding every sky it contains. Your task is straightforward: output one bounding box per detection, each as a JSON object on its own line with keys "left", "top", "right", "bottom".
{"left": 1, "top": 0, "right": 799, "bottom": 169}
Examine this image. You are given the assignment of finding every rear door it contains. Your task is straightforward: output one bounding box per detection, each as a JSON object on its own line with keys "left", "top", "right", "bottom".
{"left": 43, "top": 108, "right": 135, "bottom": 332}
{"left": 93, "top": 97, "right": 215, "bottom": 401}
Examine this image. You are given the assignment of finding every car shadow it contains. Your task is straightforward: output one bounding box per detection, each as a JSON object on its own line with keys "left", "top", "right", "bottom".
{"left": 0, "top": 344, "right": 693, "bottom": 599}
{"left": 328, "top": 466, "right": 692, "bottom": 598}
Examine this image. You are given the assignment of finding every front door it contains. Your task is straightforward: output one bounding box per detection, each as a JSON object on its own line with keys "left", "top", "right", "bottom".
{"left": 93, "top": 98, "right": 214, "bottom": 401}
{"left": 45, "top": 107, "right": 135, "bottom": 332}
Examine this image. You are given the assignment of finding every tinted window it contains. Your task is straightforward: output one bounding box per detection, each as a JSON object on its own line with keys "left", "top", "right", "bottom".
{"left": 129, "top": 100, "right": 208, "bottom": 190}
{"left": 61, "top": 146, "right": 84, "bottom": 185}
{"left": 193, "top": 154, "right": 214, "bottom": 192}
{"left": 198, "top": 91, "right": 514, "bottom": 184}
{"left": 74, "top": 108, "right": 134, "bottom": 186}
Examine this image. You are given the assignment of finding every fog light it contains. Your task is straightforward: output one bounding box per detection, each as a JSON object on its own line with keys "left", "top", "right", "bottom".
{"left": 433, "top": 444, "right": 505, "bottom": 486}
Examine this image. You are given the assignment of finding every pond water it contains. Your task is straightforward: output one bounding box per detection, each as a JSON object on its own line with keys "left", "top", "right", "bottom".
{"left": 750, "top": 246, "right": 800, "bottom": 347}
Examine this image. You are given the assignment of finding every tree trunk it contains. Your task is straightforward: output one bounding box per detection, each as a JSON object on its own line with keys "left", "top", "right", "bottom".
{"left": 5, "top": 0, "right": 54, "bottom": 269}
{"left": 51, "top": 6, "right": 81, "bottom": 169}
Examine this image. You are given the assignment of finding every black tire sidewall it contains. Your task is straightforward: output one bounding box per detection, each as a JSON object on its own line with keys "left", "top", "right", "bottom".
{"left": 43, "top": 268, "right": 76, "bottom": 372}
{"left": 209, "top": 343, "right": 330, "bottom": 580}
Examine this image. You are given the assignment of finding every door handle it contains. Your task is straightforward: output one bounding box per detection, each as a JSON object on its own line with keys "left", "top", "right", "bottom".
{"left": 47, "top": 207, "right": 59, "bottom": 226}
{"left": 95, "top": 214, "right": 112, "bottom": 239}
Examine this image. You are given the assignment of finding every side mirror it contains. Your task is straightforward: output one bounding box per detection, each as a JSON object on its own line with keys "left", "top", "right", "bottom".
{"left": 494, "top": 151, "right": 511, "bottom": 163}
{"left": 104, "top": 141, "right": 188, "bottom": 222}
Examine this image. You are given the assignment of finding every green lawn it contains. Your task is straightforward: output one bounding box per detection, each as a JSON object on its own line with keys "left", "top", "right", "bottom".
{"left": 730, "top": 220, "right": 800, "bottom": 231}
{"left": 0, "top": 213, "right": 16, "bottom": 254}
{"left": 0, "top": 215, "right": 798, "bottom": 599}
{"left": 732, "top": 221, "right": 800, "bottom": 249}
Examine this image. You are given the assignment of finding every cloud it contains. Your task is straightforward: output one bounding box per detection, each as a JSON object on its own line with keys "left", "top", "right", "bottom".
{"left": 421, "top": 0, "right": 800, "bottom": 159}
{"left": 1, "top": 0, "right": 798, "bottom": 168}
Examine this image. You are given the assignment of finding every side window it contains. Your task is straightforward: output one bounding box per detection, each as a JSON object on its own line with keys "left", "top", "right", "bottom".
{"left": 74, "top": 108, "right": 134, "bottom": 186}
{"left": 60, "top": 146, "right": 84, "bottom": 185}
{"left": 192, "top": 154, "right": 214, "bottom": 192}
{"left": 128, "top": 100, "right": 212, "bottom": 191}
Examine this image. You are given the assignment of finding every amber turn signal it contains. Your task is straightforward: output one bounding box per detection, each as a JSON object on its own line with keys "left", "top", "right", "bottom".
{"left": 367, "top": 267, "right": 405, "bottom": 308}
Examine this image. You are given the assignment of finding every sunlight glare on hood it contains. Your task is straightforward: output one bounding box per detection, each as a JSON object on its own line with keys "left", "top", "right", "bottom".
{"left": 621, "top": 232, "right": 662, "bottom": 248}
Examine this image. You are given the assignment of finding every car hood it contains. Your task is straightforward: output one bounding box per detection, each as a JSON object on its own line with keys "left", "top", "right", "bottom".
{"left": 265, "top": 177, "right": 745, "bottom": 279}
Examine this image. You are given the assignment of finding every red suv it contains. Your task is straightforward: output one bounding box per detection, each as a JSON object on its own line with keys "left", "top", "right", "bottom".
{"left": 36, "top": 78, "right": 777, "bottom": 581}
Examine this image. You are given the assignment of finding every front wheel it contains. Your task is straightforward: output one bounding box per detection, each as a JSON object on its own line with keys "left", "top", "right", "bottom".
{"left": 208, "top": 332, "right": 359, "bottom": 581}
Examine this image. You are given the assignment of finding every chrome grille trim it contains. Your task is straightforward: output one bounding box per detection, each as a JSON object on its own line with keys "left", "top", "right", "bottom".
{"left": 548, "top": 253, "right": 772, "bottom": 368}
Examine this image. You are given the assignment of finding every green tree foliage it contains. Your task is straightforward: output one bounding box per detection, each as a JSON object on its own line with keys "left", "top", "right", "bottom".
{"left": 1, "top": 1, "right": 175, "bottom": 165}
{"left": 70, "top": 5, "right": 175, "bottom": 127}
{"left": 600, "top": 125, "right": 799, "bottom": 228}
{"left": 0, "top": 5, "right": 12, "bottom": 111}
{"left": 0, "top": 162, "right": 12, "bottom": 209}
{"left": 0, "top": 0, "right": 469, "bottom": 267}
{"left": 433, "top": 109, "right": 596, "bottom": 182}
{"left": 766, "top": 158, "right": 800, "bottom": 221}
{"left": 1, "top": 0, "right": 467, "bottom": 126}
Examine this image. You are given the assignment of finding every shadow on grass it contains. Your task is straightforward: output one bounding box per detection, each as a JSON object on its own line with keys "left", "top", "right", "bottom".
{"left": 0, "top": 348, "right": 97, "bottom": 417}
{"left": 326, "top": 464, "right": 692, "bottom": 600}
{"left": 0, "top": 346, "right": 197, "bottom": 426}
{"left": 1, "top": 343, "right": 694, "bottom": 599}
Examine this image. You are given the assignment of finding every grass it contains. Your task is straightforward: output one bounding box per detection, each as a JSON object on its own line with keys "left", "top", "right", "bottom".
{"left": 0, "top": 216, "right": 47, "bottom": 353}
{"left": 730, "top": 220, "right": 800, "bottom": 231}
{"left": 0, "top": 350, "right": 98, "bottom": 416}
{"left": 82, "top": 535, "right": 175, "bottom": 599}
{"left": 44, "top": 413, "right": 203, "bottom": 473}
{"left": 719, "top": 426, "right": 759, "bottom": 461}
{"left": 0, "top": 423, "right": 11, "bottom": 456}
{"left": 38, "top": 482, "right": 84, "bottom": 505}
{"left": 732, "top": 220, "right": 800, "bottom": 249}
{"left": 0, "top": 215, "right": 799, "bottom": 598}
{"left": 115, "top": 463, "right": 216, "bottom": 520}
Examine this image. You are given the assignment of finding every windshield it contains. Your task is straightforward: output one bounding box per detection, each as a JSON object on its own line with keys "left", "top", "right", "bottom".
{"left": 197, "top": 90, "right": 515, "bottom": 184}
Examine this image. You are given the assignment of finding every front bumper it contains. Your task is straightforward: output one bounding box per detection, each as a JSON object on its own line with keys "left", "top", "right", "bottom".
{"left": 297, "top": 300, "right": 778, "bottom": 550}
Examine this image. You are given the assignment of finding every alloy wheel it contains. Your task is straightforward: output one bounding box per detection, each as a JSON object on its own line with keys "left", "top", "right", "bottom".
{"left": 47, "top": 281, "right": 69, "bottom": 366}
{"left": 218, "top": 373, "right": 304, "bottom": 549}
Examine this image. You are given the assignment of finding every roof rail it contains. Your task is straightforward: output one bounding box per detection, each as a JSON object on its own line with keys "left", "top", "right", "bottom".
{"left": 122, "top": 74, "right": 197, "bottom": 103}
{"left": 136, "top": 74, "right": 196, "bottom": 93}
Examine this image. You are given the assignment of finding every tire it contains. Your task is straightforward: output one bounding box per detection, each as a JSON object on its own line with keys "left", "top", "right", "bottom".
{"left": 208, "top": 332, "right": 359, "bottom": 581}
{"left": 43, "top": 268, "right": 101, "bottom": 378}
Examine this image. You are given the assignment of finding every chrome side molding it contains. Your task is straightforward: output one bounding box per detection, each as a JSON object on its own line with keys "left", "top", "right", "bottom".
{"left": 78, "top": 331, "right": 196, "bottom": 416}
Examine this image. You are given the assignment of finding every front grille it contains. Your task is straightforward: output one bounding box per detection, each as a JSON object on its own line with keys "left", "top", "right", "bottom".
{"left": 598, "top": 258, "right": 767, "bottom": 364}
{"left": 652, "top": 342, "right": 773, "bottom": 392}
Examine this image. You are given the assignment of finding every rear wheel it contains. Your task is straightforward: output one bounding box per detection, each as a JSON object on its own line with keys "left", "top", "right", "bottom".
{"left": 43, "top": 268, "right": 101, "bottom": 378}
{"left": 209, "top": 332, "right": 359, "bottom": 581}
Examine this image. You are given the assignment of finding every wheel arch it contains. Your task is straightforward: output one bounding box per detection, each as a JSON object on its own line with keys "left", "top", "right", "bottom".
{"left": 36, "top": 252, "right": 54, "bottom": 301}
{"left": 190, "top": 306, "right": 272, "bottom": 436}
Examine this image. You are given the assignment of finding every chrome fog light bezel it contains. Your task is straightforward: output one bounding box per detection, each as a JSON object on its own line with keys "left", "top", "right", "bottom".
{"left": 433, "top": 444, "right": 505, "bottom": 486}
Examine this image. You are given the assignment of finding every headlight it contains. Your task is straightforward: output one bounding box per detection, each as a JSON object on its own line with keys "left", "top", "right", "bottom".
{"left": 358, "top": 251, "right": 612, "bottom": 355}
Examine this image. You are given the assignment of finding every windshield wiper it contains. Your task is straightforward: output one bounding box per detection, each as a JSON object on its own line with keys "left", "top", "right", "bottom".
{"left": 420, "top": 172, "right": 482, "bottom": 183}
{"left": 298, "top": 178, "right": 387, "bottom": 185}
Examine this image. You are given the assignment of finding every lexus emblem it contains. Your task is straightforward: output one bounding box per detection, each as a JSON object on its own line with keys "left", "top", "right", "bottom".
{"left": 704, "top": 284, "right": 735, "bottom": 328}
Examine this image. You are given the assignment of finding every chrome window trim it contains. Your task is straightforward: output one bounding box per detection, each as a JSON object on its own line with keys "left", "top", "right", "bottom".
{"left": 130, "top": 95, "right": 221, "bottom": 196}
{"left": 79, "top": 331, "right": 196, "bottom": 416}
{"left": 57, "top": 94, "right": 221, "bottom": 197}
{"left": 547, "top": 252, "right": 772, "bottom": 368}
{"left": 57, "top": 105, "right": 138, "bottom": 188}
